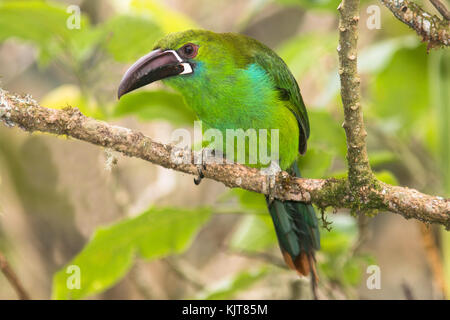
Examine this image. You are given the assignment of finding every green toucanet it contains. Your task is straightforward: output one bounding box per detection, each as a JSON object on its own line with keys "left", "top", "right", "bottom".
{"left": 118, "top": 29, "right": 320, "bottom": 279}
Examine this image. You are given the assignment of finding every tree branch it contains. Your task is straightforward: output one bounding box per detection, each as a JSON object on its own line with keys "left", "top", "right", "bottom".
{"left": 0, "top": 251, "right": 30, "bottom": 300}
{"left": 338, "top": 0, "right": 373, "bottom": 187}
{"left": 0, "top": 88, "right": 448, "bottom": 228}
{"left": 429, "top": 0, "right": 450, "bottom": 20}
{"left": 335, "top": 0, "right": 448, "bottom": 227}
{"left": 380, "top": 0, "right": 450, "bottom": 48}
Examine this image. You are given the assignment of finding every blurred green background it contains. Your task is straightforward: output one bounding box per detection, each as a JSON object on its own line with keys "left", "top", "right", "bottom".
{"left": 0, "top": 0, "right": 448, "bottom": 299}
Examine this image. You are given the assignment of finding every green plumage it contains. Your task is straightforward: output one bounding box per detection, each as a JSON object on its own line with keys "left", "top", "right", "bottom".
{"left": 155, "top": 30, "right": 320, "bottom": 275}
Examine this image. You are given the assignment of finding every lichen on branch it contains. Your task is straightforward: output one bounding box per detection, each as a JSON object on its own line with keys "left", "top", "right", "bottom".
{"left": 380, "top": 0, "right": 450, "bottom": 48}
{"left": 1, "top": 88, "right": 449, "bottom": 228}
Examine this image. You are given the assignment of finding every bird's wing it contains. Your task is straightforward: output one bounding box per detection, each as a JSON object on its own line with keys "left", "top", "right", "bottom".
{"left": 252, "top": 49, "right": 310, "bottom": 155}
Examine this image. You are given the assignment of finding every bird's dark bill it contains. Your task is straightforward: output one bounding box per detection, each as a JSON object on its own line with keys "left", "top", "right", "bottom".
{"left": 117, "top": 49, "right": 186, "bottom": 99}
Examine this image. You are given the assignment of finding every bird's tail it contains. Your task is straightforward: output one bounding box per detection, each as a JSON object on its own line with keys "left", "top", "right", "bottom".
{"left": 266, "top": 161, "right": 320, "bottom": 281}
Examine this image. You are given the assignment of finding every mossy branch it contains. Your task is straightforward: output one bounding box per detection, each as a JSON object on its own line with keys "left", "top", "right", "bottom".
{"left": 0, "top": 89, "right": 448, "bottom": 228}
{"left": 338, "top": 0, "right": 374, "bottom": 189}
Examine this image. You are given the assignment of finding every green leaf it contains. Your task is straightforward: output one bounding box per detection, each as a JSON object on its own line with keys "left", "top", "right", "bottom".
{"left": 197, "top": 267, "right": 269, "bottom": 300}
{"left": 276, "top": 0, "right": 341, "bottom": 11}
{"left": 374, "top": 170, "right": 398, "bottom": 186}
{"left": 0, "top": 1, "right": 90, "bottom": 65}
{"left": 341, "top": 258, "right": 362, "bottom": 286}
{"left": 39, "top": 84, "right": 104, "bottom": 119}
{"left": 317, "top": 36, "right": 419, "bottom": 106}
{"left": 69, "top": 27, "right": 105, "bottom": 65}
{"left": 101, "top": 14, "right": 163, "bottom": 63}
{"left": 429, "top": 50, "right": 450, "bottom": 194}
{"left": 297, "top": 110, "right": 347, "bottom": 178}
{"left": 370, "top": 44, "right": 429, "bottom": 134}
{"left": 358, "top": 36, "right": 418, "bottom": 74}
{"left": 113, "top": 90, "right": 196, "bottom": 125}
{"left": 308, "top": 110, "right": 347, "bottom": 157}
{"left": 320, "top": 215, "right": 357, "bottom": 255}
{"left": 318, "top": 215, "right": 371, "bottom": 287}
{"left": 230, "top": 214, "right": 277, "bottom": 252}
{"left": 297, "top": 147, "right": 333, "bottom": 178}
{"left": 52, "top": 206, "right": 211, "bottom": 300}
{"left": 368, "top": 151, "right": 397, "bottom": 167}
{"left": 229, "top": 189, "right": 267, "bottom": 214}
{"left": 227, "top": 189, "right": 276, "bottom": 253}
{"left": 276, "top": 0, "right": 378, "bottom": 12}
{"left": 277, "top": 32, "right": 337, "bottom": 78}
{"left": 131, "top": 0, "right": 198, "bottom": 33}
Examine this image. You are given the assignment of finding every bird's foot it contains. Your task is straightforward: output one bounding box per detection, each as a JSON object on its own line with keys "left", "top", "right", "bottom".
{"left": 194, "top": 163, "right": 205, "bottom": 185}
{"left": 193, "top": 148, "right": 216, "bottom": 185}
{"left": 261, "top": 161, "right": 282, "bottom": 203}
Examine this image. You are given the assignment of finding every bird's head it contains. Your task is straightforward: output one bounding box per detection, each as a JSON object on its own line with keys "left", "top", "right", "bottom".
{"left": 117, "top": 29, "right": 241, "bottom": 99}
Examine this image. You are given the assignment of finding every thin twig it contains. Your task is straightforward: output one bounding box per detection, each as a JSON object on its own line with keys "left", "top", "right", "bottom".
{"left": 380, "top": 0, "right": 450, "bottom": 48}
{"left": 430, "top": 0, "right": 450, "bottom": 20}
{"left": 226, "top": 249, "right": 288, "bottom": 270}
{"left": 350, "top": 214, "right": 370, "bottom": 256}
{"left": 0, "top": 251, "right": 30, "bottom": 300}
{"left": 419, "top": 223, "right": 447, "bottom": 297}
{"left": 401, "top": 281, "right": 415, "bottom": 300}
{"left": 164, "top": 257, "right": 205, "bottom": 291}
{"left": 128, "top": 262, "right": 153, "bottom": 299}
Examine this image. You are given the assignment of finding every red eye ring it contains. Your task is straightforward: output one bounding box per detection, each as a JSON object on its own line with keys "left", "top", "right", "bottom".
{"left": 179, "top": 43, "right": 198, "bottom": 59}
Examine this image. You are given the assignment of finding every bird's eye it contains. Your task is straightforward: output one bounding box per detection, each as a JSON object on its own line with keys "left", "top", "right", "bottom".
{"left": 180, "top": 43, "right": 198, "bottom": 59}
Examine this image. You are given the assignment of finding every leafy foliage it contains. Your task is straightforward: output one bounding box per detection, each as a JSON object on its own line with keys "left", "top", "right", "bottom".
{"left": 227, "top": 189, "right": 277, "bottom": 253}
{"left": 114, "top": 91, "right": 196, "bottom": 124}
{"left": 278, "top": 32, "right": 337, "bottom": 80}
{"left": 130, "top": 0, "right": 198, "bottom": 33}
{"left": 40, "top": 84, "right": 103, "bottom": 119}
{"left": 230, "top": 214, "right": 277, "bottom": 252}
{"left": 0, "top": 1, "right": 89, "bottom": 65}
{"left": 319, "top": 215, "right": 374, "bottom": 287}
{"left": 52, "top": 207, "right": 211, "bottom": 299}
{"left": 370, "top": 45, "right": 430, "bottom": 135}
{"left": 276, "top": 0, "right": 341, "bottom": 11}
{"left": 101, "top": 15, "right": 163, "bottom": 63}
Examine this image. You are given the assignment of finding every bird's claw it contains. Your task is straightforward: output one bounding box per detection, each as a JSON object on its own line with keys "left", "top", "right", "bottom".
{"left": 194, "top": 163, "right": 206, "bottom": 185}
{"left": 266, "top": 174, "right": 276, "bottom": 203}
{"left": 261, "top": 161, "right": 282, "bottom": 203}
{"left": 193, "top": 148, "right": 210, "bottom": 185}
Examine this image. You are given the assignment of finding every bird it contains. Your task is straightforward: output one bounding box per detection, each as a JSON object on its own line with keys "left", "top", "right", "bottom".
{"left": 117, "top": 29, "right": 320, "bottom": 281}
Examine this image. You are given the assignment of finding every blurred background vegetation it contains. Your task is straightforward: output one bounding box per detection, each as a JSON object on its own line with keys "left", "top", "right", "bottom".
{"left": 0, "top": 0, "right": 448, "bottom": 299}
